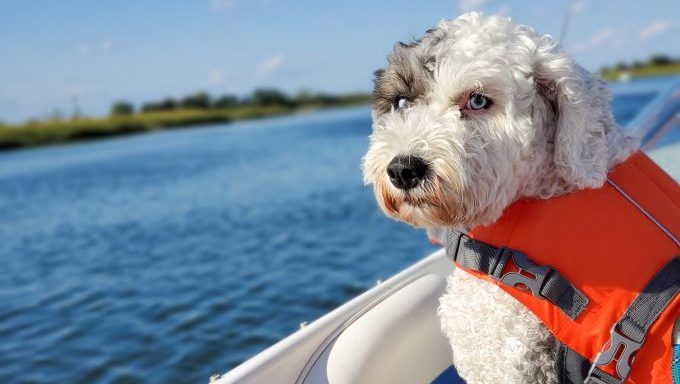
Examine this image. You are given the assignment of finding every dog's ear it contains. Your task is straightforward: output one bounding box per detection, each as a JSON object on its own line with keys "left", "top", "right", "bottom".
{"left": 532, "top": 35, "right": 611, "bottom": 189}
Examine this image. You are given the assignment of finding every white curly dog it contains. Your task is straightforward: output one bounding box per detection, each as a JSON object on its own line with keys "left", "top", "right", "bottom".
{"left": 362, "top": 13, "right": 638, "bottom": 384}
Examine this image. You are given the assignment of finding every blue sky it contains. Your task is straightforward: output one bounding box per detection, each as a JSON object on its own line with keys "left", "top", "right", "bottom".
{"left": 1, "top": 0, "right": 678, "bottom": 122}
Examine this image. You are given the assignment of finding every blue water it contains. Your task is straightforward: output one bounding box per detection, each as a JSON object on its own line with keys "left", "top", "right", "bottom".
{"left": 0, "top": 78, "right": 675, "bottom": 383}
{"left": 0, "top": 108, "right": 439, "bottom": 383}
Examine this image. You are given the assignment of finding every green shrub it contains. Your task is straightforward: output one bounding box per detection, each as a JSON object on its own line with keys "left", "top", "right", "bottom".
{"left": 111, "top": 101, "right": 135, "bottom": 116}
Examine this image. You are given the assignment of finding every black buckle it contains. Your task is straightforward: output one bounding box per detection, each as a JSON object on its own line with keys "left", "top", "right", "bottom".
{"left": 587, "top": 324, "right": 643, "bottom": 381}
{"left": 492, "top": 250, "right": 551, "bottom": 298}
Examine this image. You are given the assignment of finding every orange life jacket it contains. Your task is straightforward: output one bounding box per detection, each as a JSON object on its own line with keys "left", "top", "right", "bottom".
{"left": 452, "top": 152, "right": 680, "bottom": 383}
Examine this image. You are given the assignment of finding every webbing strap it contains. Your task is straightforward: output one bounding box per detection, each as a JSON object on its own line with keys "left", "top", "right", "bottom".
{"left": 585, "top": 367, "right": 622, "bottom": 384}
{"left": 444, "top": 230, "right": 589, "bottom": 320}
{"left": 619, "top": 257, "right": 680, "bottom": 343}
{"left": 586, "top": 257, "right": 680, "bottom": 384}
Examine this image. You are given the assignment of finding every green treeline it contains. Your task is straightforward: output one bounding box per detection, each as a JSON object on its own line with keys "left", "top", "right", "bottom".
{"left": 112, "top": 89, "right": 369, "bottom": 116}
{"left": 0, "top": 89, "right": 371, "bottom": 150}
{"left": 600, "top": 55, "right": 680, "bottom": 81}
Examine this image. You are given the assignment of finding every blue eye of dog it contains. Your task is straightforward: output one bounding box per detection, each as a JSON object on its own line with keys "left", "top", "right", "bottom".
{"left": 395, "top": 97, "right": 410, "bottom": 109}
{"left": 466, "top": 94, "right": 491, "bottom": 110}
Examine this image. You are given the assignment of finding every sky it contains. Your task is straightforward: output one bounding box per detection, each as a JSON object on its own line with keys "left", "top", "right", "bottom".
{"left": 0, "top": 0, "right": 678, "bottom": 122}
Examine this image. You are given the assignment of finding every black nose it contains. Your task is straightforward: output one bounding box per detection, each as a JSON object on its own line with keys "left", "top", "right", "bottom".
{"left": 386, "top": 155, "right": 428, "bottom": 190}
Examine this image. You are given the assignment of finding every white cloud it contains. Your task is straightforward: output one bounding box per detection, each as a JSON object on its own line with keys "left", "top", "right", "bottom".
{"left": 208, "top": 68, "right": 226, "bottom": 85}
{"left": 211, "top": 0, "right": 236, "bottom": 12}
{"left": 638, "top": 20, "right": 674, "bottom": 41}
{"left": 459, "top": 0, "right": 487, "bottom": 12}
{"left": 79, "top": 44, "right": 92, "bottom": 56}
{"left": 99, "top": 40, "right": 112, "bottom": 52}
{"left": 78, "top": 40, "right": 113, "bottom": 56}
{"left": 255, "top": 54, "right": 285, "bottom": 79}
{"left": 588, "top": 28, "right": 616, "bottom": 46}
{"left": 571, "top": 0, "right": 587, "bottom": 15}
{"left": 493, "top": 4, "right": 511, "bottom": 16}
{"left": 571, "top": 27, "right": 620, "bottom": 53}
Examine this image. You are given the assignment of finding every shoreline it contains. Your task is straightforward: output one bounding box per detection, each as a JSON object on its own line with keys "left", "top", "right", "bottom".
{"left": 600, "top": 63, "right": 680, "bottom": 81}
{"left": 3, "top": 65, "right": 678, "bottom": 151}
{"left": 0, "top": 101, "right": 368, "bottom": 151}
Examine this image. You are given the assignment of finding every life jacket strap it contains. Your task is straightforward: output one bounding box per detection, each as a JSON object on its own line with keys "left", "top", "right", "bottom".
{"left": 586, "top": 257, "right": 680, "bottom": 384}
{"left": 444, "top": 230, "right": 589, "bottom": 320}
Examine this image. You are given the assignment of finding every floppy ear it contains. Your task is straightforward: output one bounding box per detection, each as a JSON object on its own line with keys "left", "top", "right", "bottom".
{"left": 532, "top": 36, "right": 611, "bottom": 189}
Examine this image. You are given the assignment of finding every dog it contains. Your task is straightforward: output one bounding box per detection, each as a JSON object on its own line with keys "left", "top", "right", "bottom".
{"left": 362, "top": 12, "right": 644, "bottom": 384}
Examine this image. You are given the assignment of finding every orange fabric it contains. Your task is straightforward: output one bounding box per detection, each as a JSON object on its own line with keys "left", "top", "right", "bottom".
{"left": 463, "top": 152, "right": 680, "bottom": 383}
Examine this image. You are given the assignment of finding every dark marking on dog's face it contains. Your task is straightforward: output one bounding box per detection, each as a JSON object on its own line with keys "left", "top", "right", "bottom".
{"left": 372, "top": 29, "right": 441, "bottom": 115}
{"left": 372, "top": 45, "right": 434, "bottom": 114}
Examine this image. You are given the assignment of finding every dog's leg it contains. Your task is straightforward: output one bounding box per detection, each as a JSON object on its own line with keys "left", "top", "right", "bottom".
{"left": 438, "top": 268, "right": 559, "bottom": 384}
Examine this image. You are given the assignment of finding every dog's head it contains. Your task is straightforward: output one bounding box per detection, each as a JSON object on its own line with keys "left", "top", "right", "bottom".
{"left": 362, "top": 12, "right": 630, "bottom": 228}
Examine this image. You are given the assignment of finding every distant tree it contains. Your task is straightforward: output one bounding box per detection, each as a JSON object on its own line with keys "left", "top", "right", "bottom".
{"left": 600, "top": 66, "right": 610, "bottom": 73}
{"left": 632, "top": 60, "right": 644, "bottom": 69}
{"left": 615, "top": 62, "right": 630, "bottom": 71}
{"left": 240, "top": 96, "right": 253, "bottom": 105}
{"left": 181, "top": 92, "right": 211, "bottom": 109}
{"left": 160, "top": 98, "right": 178, "bottom": 110}
{"left": 251, "top": 88, "right": 294, "bottom": 107}
{"left": 111, "top": 101, "right": 135, "bottom": 116}
{"left": 141, "top": 102, "right": 163, "bottom": 113}
{"left": 48, "top": 109, "right": 65, "bottom": 121}
{"left": 313, "top": 93, "right": 341, "bottom": 106}
{"left": 295, "top": 89, "right": 312, "bottom": 105}
{"left": 140, "top": 98, "right": 178, "bottom": 112}
{"left": 214, "top": 95, "right": 240, "bottom": 109}
{"left": 71, "top": 95, "right": 82, "bottom": 120}
{"left": 649, "top": 55, "right": 673, "bottom": 66}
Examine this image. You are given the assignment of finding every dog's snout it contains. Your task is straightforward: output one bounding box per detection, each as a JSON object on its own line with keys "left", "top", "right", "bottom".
{"left": 386, "top": 155, "right": 428, "bottom": 190}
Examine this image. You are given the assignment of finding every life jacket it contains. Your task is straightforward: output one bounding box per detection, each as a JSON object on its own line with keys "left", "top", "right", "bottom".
{"left": 443, "top": 152, "right": 680, "bottom": 383}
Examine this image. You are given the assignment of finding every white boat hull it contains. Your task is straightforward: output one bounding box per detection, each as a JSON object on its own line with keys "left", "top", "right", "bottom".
{"left": 213, "top": 249, "right": 456, "bottom": 384}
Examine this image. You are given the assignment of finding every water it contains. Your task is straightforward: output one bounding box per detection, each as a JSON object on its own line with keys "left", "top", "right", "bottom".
{"left": 0, "top": 108, "right": 439, "bottom": 383}
{"left": 0, "top": 78, "right": 676, "bottom": 384}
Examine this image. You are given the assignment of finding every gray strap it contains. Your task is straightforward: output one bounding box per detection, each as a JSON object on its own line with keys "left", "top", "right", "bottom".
{"left": 541, "top": 271, "right": 590, "bottom": 320}
{"left": 557, "top": 341, "right": 592, "bottom": 384}
{"left": 584, "top": 367, "right": 622, "bottom": 384}
{"left": 619, "top": 257, "right": 680, "bottom": 344}
{"left": 445, "top": 230, "right": 505, "bottom": 276}
{"left": 586, "top": 256, "right": 680, "bottom": 383}
{"left": 444, "top": 230, "right": 589, "bottom": 320}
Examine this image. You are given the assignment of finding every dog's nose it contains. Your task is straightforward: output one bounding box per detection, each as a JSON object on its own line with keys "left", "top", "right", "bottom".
{"left": 386, "top": 155, "right": 428, "bottom": 190}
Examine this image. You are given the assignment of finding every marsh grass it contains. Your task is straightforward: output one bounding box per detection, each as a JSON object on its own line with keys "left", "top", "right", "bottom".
{"left": 600, "top": 62, "right": 680, "bottom": 81}
{"left": 0, "top": 105, "right": 316, "bottom": 150}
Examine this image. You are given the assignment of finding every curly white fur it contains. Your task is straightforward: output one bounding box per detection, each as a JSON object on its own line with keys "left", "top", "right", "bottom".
{"left": 362, "top": 12, "right": 638, "bottom": 384}
{"left": 439, "top": 269, "right": 560, "bottom": 383}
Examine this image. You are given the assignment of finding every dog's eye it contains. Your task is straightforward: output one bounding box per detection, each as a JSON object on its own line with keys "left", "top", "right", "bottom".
{"left": 465, "top": 94, "right": 491, "bottom": 110}
{"left": 394, "top": 97, "right": 410, "bottom": 110}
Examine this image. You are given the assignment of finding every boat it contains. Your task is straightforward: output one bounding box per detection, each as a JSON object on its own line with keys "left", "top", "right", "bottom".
{"left": 211, "top": 77, "right": 680, "bottom": 384}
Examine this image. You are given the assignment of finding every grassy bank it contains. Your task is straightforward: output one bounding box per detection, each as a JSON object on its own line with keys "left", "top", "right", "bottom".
{"left": 0, "top": 99, "right": 368, "bottom": 150}
{"left": 599, "top": 55, "right": 680, "bottom": 81}
{"left": 601, "top": 62, "right": 680, "bottom": 81}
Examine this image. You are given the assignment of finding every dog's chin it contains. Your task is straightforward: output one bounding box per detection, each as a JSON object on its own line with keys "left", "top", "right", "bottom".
{"left": 390, "top": 203, "right": 441, "bottom": 227}
{"left": 374, "top": 180, "right": 465, "bottom": 228}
